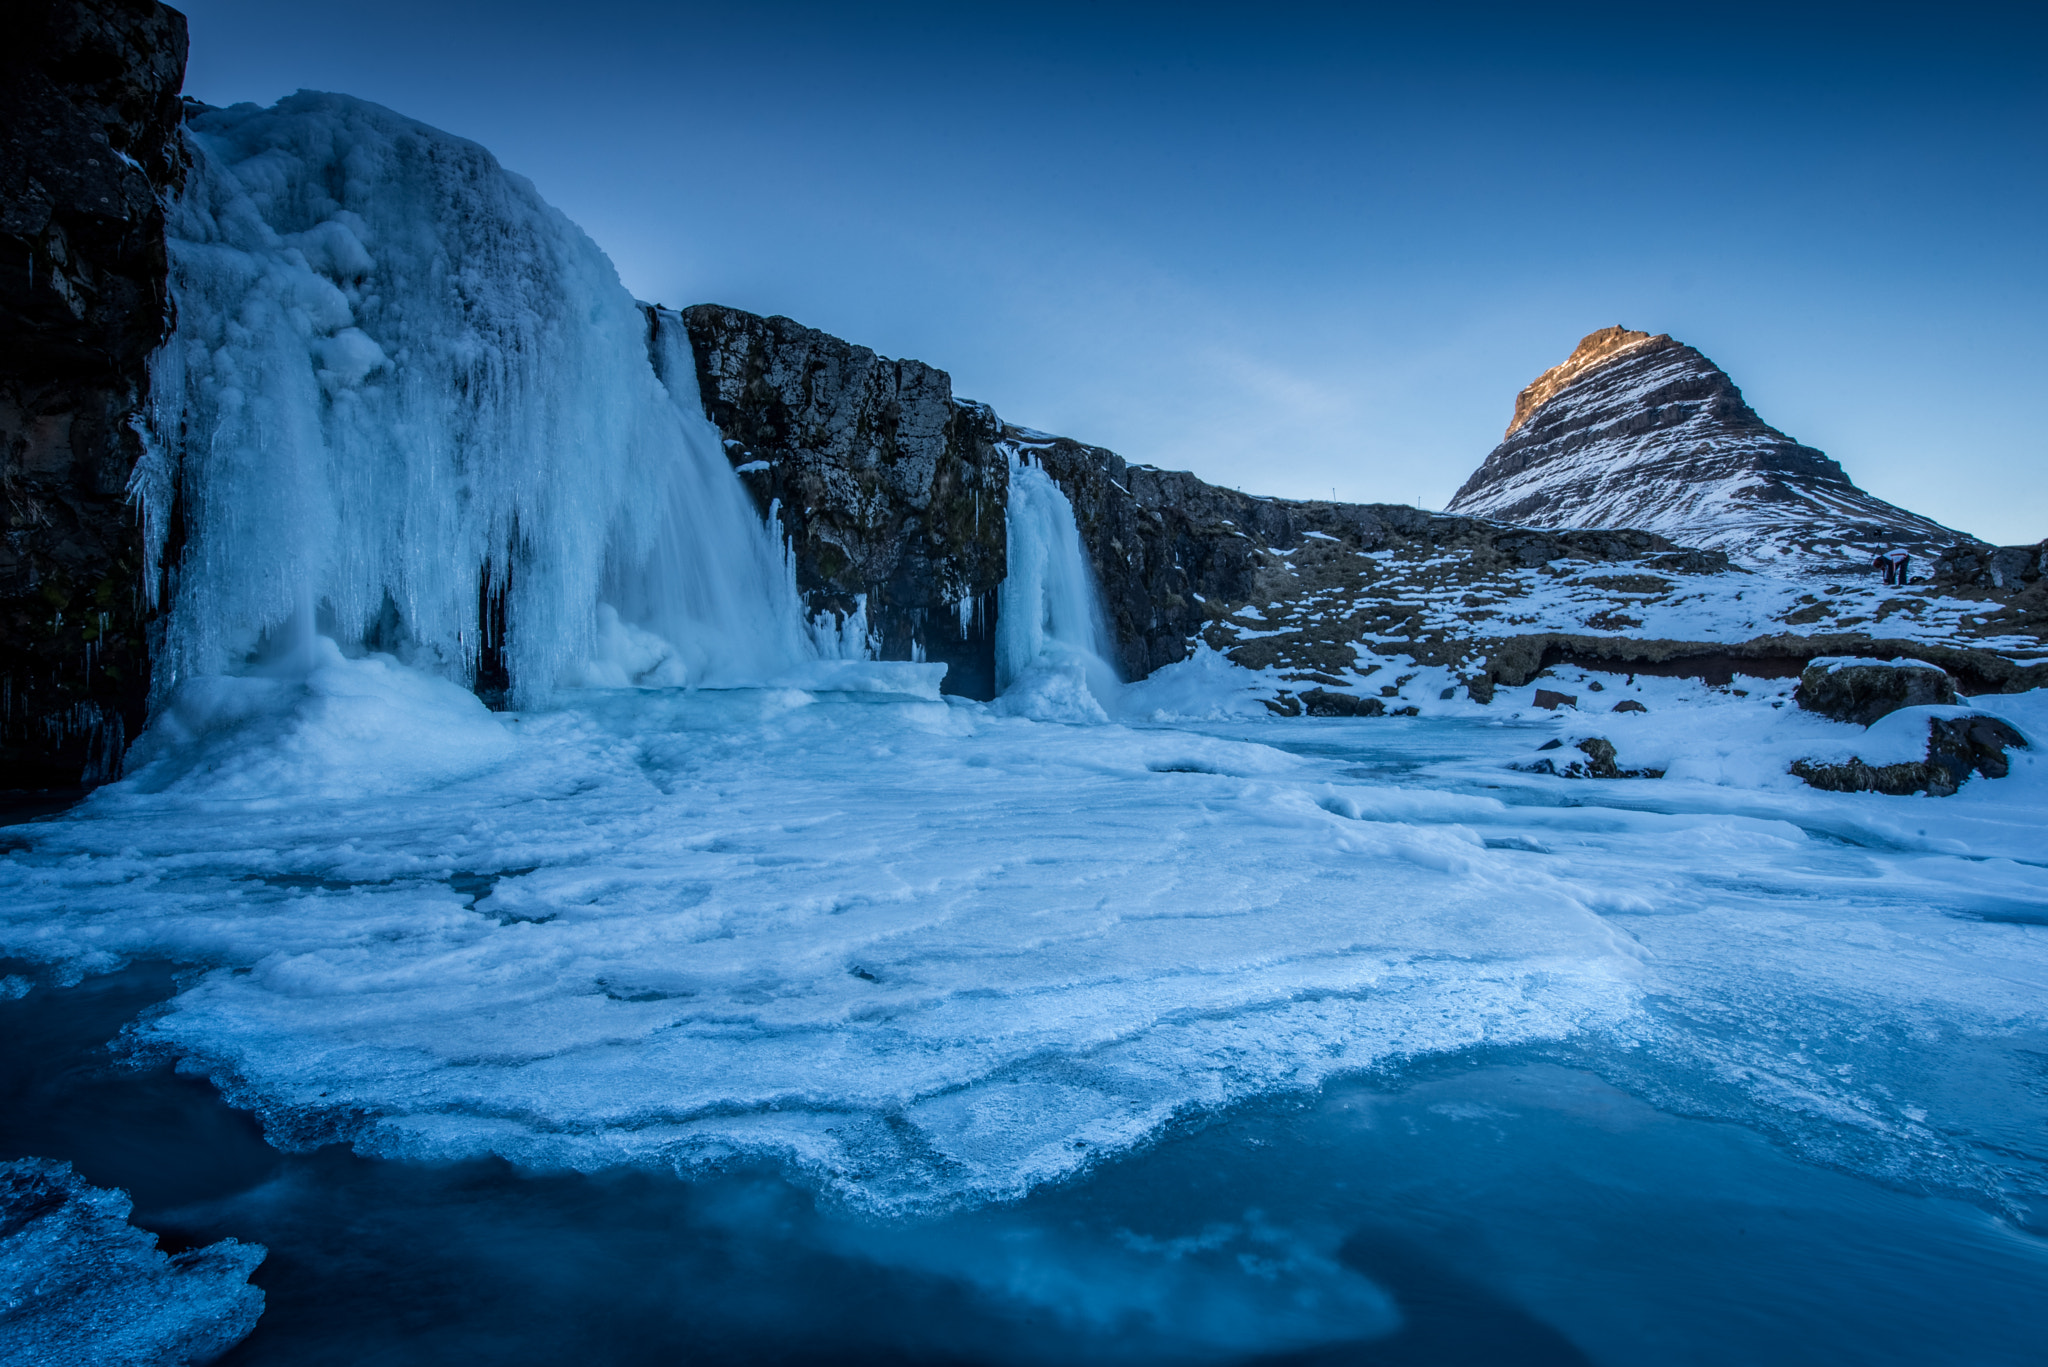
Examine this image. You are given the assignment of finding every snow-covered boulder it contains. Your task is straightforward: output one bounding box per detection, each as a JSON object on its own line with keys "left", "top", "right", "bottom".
{"left": 1790, "top": 710, "right": 2028, "bottom": 796}
{"left": 1795, "top": 657, "right": 1957, "bottom": 725}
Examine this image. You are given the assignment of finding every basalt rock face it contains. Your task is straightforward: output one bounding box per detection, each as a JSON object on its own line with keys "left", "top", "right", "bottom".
{"left": 678, "top": 304, "right": 1010, "bottom": 697}
{"left": 1447, "top": 328, "right": 1971, "bottom": 576}
{"left": 2, "top": 0, "right": 188, "bottom": 787}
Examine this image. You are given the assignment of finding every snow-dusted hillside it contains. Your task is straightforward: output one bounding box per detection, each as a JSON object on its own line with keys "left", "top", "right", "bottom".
{"left": 1446, "top": 328, "right": 1971, "bottom": 575}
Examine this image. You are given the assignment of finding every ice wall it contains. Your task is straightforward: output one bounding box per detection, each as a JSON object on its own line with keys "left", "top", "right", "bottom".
{"left": 136, "top": 93, "right": 812, "bottom": 706}
{"left": 995, "top": 457, "right": 1120, "bottom": 718}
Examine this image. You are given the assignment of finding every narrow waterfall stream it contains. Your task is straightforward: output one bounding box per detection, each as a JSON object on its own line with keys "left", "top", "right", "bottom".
{"left": 994, "top": 458, "right": 1121, "bottom": 720}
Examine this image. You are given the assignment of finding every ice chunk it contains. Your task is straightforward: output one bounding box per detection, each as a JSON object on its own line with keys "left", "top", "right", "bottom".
{"left": 0, "top": 1159, "right": 264, "bottom": 1366}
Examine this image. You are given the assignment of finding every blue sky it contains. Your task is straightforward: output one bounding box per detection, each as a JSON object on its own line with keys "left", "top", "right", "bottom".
{"left": 175, "top": 1, "right": 2046, "bottom": 542}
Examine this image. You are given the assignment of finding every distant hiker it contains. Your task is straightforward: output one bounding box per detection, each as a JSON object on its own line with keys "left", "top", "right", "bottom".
{"left": 1872, "top": 551, "right": 1895, "bottom": 585}
{"left": 1886, "top": 548, "right": 1912, "bottom": 585}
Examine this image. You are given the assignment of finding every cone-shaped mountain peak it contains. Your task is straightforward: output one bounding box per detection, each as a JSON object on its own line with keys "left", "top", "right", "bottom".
{"left": 1448, "top": 328, "right": 1974, "bottom": 573}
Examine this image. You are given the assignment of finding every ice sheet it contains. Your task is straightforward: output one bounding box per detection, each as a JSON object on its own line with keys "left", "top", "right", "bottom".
{"left": 4, "top": 664, "right": 2046, "bottom": 1219}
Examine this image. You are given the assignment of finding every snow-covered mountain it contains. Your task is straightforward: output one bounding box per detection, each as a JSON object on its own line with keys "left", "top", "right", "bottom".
{"left": 1446, "top": 327, "right": 1974, "bottom": 575}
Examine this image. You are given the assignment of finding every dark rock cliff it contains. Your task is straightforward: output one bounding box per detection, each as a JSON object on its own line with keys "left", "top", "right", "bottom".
{"left": 1, "top": 0, "right": 187, "bottom": 787}
{"left": 1446, "top": 327, "right": 1970, "bottom": 574}
{"left": 678, "top": 303, "right": 1723, "bottom": 695}
{"left": 675, "top": 304, "right": 1010, "bottom": 697}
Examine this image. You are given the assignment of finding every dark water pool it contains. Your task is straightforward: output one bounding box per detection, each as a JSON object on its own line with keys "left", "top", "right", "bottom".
{"left": 4, "top": 963, "right": 2043, "bottom": 1366}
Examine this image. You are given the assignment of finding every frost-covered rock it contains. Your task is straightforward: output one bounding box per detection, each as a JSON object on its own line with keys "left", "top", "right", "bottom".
{"left": 1791, "top": 712, "right": 2028, "bottom": 796}
{"left": 1795, "top": 658, "right": 1957, "bottom": 726}
{"left": 0, "top": 1158, "right": 264, "bottom": 1366}
{"left": 1445, "top": 327, "right": 1974, "bottom": 576}
{"left": 1516, "top": 736, "right": 1663, "bottom": 779}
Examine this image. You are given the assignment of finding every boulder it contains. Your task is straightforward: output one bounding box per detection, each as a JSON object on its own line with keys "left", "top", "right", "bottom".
{"left": 1300, "top": 688, "right": 1385, "bottom": 718}
{"left": 1927, "top": 714, "right": 2029, "bottom": 786}
{"left": 1790, "top": 713, "right": 2027, "bottom": 796}
{"left": 1532, "top": 688, "right": 1577, "bottom": 710}
{"left": 1519, "top": 736, "right": 1663, "bottom": 779}
{"left": 1612, "top": 699, "right": 1648, "bottom": 713}
{"left": 1795, "top": 658, "right": 1956, "bottom": 726}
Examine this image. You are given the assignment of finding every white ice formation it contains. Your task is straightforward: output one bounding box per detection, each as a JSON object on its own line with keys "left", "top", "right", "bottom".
{"left": 994, "top": 457, "right": 1121, "bottom": 721}
{"left": 136, "top": 93, "right": 814, "bottom": 708}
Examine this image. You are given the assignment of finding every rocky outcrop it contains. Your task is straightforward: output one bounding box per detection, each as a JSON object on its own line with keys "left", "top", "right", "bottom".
{"left": 1936, "top": 540, "right": 2047, "bottom": 593}
{"left": 2, "top": 0, "right": 187, "bottom": 787}
{"left": 1794, "top": 659, "right": 1957, "bottom": 726}
{"left": 1931, "top": 540, "right": 2048, "bottom": 644}
{"left": 1519, "top": 736, "right": 1663, "bottom": 779}
{"left": 1479, "top": 632, "right": 2046, "bottom": 697}
{"left": 1446, "top": 328, "right": 1974, "bottom": 575}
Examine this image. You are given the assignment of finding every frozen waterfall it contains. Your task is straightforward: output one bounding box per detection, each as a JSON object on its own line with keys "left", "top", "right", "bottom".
{"left": 135, "top": 92, "right": 814, "bottom": 708}
{"left": 994, "top": 457, "right": 1121, "bottom": 720}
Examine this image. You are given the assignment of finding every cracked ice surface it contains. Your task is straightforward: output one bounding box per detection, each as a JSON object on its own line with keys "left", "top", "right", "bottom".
{"left": 3, "top": 660, "right": 2047, "bottom": 1220}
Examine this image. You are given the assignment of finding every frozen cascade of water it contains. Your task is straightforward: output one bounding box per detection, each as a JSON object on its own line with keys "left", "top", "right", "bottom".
{"left": 994, "top": 457, "right": 1121, "bottom": 720}
{"left": 135, "top": 93, "right": 815, "bottom": 707}
{"left": 604, "top": 308, "right": 815, "bottom": 686}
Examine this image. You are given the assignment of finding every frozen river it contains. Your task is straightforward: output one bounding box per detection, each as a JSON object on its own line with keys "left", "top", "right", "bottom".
{"left": 4, "top": 673, "right": 2047, "bottom": 1363}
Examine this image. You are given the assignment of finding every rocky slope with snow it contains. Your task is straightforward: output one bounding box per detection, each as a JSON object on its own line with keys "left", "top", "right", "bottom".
{"left": 1446, "top": 327, "right": 1971, "bottom": 576}
{"left": 679, "top": 305, "right": 2046, "bottom": 713}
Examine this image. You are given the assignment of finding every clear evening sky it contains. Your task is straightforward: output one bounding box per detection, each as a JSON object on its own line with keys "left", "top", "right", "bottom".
{"left": 174, "top": 1, "right": 2045, "bottom": 543}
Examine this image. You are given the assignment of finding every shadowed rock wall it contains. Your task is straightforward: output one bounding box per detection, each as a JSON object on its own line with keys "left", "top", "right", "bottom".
{"left": 2, "top": 0, "right": 187, "bottom": 787}
{"left": 676, "top": 304, "right": 1010, "bottom": 697}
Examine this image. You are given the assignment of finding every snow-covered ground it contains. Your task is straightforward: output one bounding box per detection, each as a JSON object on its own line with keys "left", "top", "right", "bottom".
{"left": 4, "top": 651, "right": 2044, "bottom": 1229}
{"left": 1198, "top": 540, "right": 2045, "bottom": 696}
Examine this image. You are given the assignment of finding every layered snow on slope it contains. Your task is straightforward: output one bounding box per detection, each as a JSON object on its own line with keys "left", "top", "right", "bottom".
{"left": 1446, "top": 332, "right": 1969, "bottom": 575}
{"left": 3, "top": 670, "right": 2044, "bottom": 1220}
{"left": 0, "top": 1159, "right": 265, "bottom": 1366}
{"left": 137, "top": 94, "right": 812, "bottom": 706}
